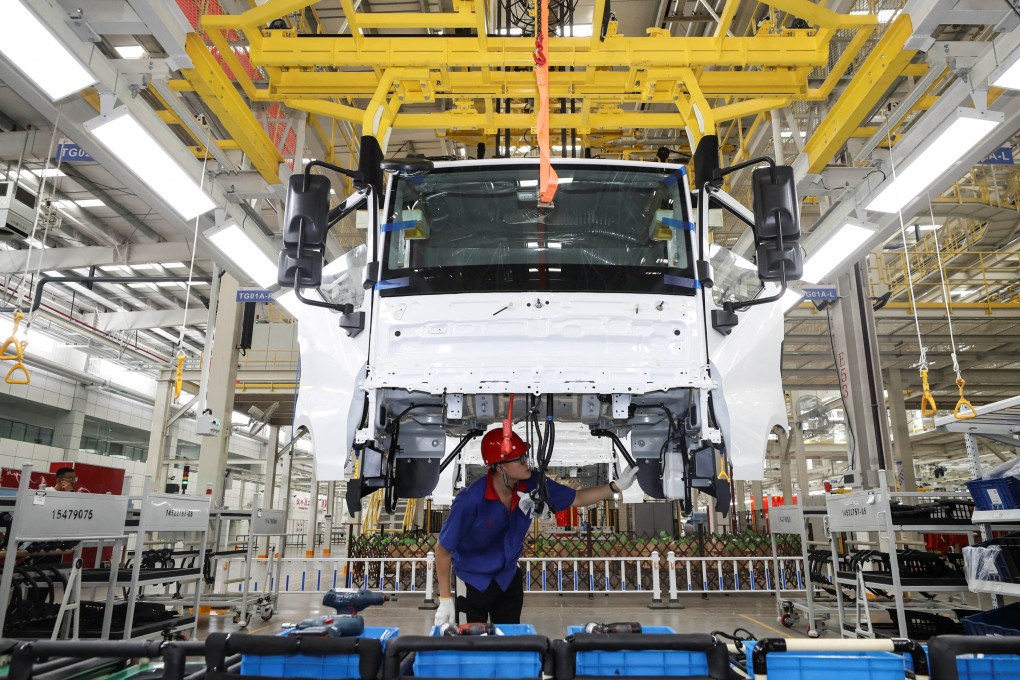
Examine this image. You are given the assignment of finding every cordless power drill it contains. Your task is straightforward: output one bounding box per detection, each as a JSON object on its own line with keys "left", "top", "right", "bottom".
{"left": 286, "top": 588, "right": 389, "bottom": 637}
{"left": 583, "top": 621, "right": 643, "bottom": 634}
{"left": 440, "top": 622, "right": 498, "bottom": 636}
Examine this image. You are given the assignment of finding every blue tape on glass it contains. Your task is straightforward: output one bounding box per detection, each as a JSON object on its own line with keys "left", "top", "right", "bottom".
{"left": 375, "top": 277, "right": 409, "bottom": 290}
{"left": 381, "top": 219, "right": 417, "bottom": 232}
{"left": 663, "top": 275, "right": 701, "bottom": 290}
{"left": 661, "top": 167, "right": 687, "bottom": 186}
{"left": 662, "top": 217, "right": 695, "bottom": 231}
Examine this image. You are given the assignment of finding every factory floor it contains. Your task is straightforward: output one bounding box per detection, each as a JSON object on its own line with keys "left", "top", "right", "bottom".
{"left": 199, "top": 592, "right": 806, "bottom": 641}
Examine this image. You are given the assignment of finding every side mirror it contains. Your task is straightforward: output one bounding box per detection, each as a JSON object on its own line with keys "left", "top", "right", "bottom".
{"left": 279, "top": 174, "right": 330, "bottom": 288}
{"left": 751, "top": 165, "right": 801, "bottom": 282}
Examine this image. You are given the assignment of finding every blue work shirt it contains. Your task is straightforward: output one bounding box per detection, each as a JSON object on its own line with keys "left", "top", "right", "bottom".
{"left": 438, "top": 470, "right": 576, "bottom": 591}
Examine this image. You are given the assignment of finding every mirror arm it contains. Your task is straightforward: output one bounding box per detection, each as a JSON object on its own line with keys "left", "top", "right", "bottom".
{"left": 712, "top": 155, "right": 776, "bottom": 181}
{"left": 724, "top": 276, "right": 788, "bottom": 313}
{"left": 327, "top": 186, "right": 371, "bottom": 227}
{"left": 305, "top": 159, "right": 364, "bottom": 185}
{"left": 292, "top": 282, "right": 353, "bottom": 314}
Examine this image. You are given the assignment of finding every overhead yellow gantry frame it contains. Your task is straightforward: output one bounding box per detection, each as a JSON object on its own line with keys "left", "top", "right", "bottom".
{"left": 177, "top": 0, "right": 921, "bottom": 181}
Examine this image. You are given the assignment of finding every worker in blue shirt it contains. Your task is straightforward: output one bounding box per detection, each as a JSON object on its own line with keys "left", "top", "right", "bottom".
{"left": 433, "top": 428, "right": 638, "bottom": 626}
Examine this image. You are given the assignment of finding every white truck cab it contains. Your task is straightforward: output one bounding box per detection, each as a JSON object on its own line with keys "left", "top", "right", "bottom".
{"left": 278, "top": 143, "right": 801, "bottom": 517}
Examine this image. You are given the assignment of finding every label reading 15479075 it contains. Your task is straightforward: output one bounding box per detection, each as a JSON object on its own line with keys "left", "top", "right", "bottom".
{"left": 52, "top": 508, "right": 94, "bottom": 521}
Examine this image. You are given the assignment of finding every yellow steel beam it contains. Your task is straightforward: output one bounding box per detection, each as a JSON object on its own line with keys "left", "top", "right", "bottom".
{"left": 250, "top": 34, "right": 832, "bottom": 69}
{"left": 807, "top": 24, "right": 875, "bottom": 99}
{"left": 337, "top": 0, "right": 364, "bottom": 51}
{"left": 766, "top": 0, "right": 877, "bottom": 29}
{"left": 802, "top": 14, "right": 916, "bottom": 174}
{"left": 205, "top": 28, "right": 267, "bottom": 102}
{"left": 714, "top": 0, "right": 739, "bottom": 38}
{"left": 202, "top": 0, "right": 319, "bottom": 30}
{"left": 268, "top": 68, "right": 808, "bottom": 98}
{"left": 181, "top": 33, "right": 283, "bottom": 184}
{"left": 287, "top": 99, "right": 365, "bottom": 125}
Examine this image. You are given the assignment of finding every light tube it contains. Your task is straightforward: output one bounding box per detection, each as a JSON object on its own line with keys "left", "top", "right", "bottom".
{"left": 990, "top": 48, "right": 1020, "bottom": 90}
{"left": 85, "top": 107, "right": 215, "bottom": 220}
{"left": 801, "top": 220, "right": 876, "bottom": 284}
{"left": 206, "top": 223, "right": 278, "bottom": 288}
{"left": 866, "top": 108, "right": 1002, "bottom": 214}
{"left": 0, "top": 1, "right": 97, "bottom": 100}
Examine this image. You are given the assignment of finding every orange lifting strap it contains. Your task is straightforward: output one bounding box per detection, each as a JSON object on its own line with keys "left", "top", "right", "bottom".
{"left": 0, "top": 311, "right": 30, "bottom": 385}
{"left": 534, "top": 0, "right": 558, "bottom": 206}
{"left": 919, "top": 367, "right": 937, "bottom": 417}
{"left": 174, "top": 350, "right": 186, "bottom": 400}
{"left": 502, "top": 393, "right": 516, "bottom": 455}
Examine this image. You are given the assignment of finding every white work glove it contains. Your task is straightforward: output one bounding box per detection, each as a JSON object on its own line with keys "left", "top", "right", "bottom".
{"left": 615, "top": 466, "right": 639, "bottom": 492}
{"left": 434, "top": 597, "right": 456, "bottom": 627}
{"left": 517, "top": 491, "right": 535, "bottom": 518}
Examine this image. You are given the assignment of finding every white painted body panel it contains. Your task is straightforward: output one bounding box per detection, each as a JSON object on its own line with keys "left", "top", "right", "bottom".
{"left": 364, "top": 292, "right": 708, "bottom": 395}
{"left": 708, "top": 290, "right": 790, "bottom": 480}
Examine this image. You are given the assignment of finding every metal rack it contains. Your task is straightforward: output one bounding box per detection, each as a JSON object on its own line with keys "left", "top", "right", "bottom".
{"left": 769, "top": 504, "right": 833, "bottom": 637}
{"left": 825, "top": 470, "right": 980, "bottom": 639}
{"left": 202, "top": 497, "right": 286, "bottom": 627}
{"left": 935, "top": 396, "right": 1020, "bottom": 604}
{"left": 0, "top": 464, "right": 128, "bottom": 639}
{"left": 118, "top": 476, "right": 211, "bottom": 639}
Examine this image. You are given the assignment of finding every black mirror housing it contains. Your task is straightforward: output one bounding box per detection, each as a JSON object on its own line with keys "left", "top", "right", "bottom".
{"left": 282, "top": 174, "right": 331, "bottom": 249}
{"left": 751, "top": 165, "right": 800, "bottom": 241}
{"left": 278, "top": 249, "right": 323, "bottom": 288}
{"left": 756, "top": 242, "right": 803, "bottom": 281}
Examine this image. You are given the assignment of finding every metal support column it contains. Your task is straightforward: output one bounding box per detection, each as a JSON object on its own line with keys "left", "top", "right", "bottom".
{"left": 885, "top": 368, "right": 918, "bottom": 492}
{"left": 194, "top": 273, "right": 244, "bottom": 502}
{"left": 829, "top": 262, "right": 892, "bottom": 488}
{"left": 262, "top": 425, "right": 281, "bottom": 557}
{"left": 144, "top": 378, "right": 173, "bottom": 489}
{"left": 305, "top": 466, "right": 318, "bottom": 557}
{"left": 323, "top": 482, "right": 336, "bottom": 556}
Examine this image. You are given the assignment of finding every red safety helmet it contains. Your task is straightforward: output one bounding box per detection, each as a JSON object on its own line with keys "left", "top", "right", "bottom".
{"left": 481, "top": 429, "right": 530, "bottom": 465}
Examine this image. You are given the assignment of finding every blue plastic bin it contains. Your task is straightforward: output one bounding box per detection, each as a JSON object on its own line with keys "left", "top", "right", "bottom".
{"left": 742, "top": 640, "right": 912, "bottom": 680}
{"left": 955, "top": 655, "right": 1020, "bottom": 680}
{"left": 412, "top": 623, "right": 541, "bottom": 678}
{"left": 962, "top": 603, "right": 1020, "bottom": 636}
{"left": 565, "top": 625, "right": 710, "bottom": 677}
{"left": 967, "top": 477, "right": 1020, "bottom": 511}
{"left": 240, "top": 626, "right": 399, "bottom": 679}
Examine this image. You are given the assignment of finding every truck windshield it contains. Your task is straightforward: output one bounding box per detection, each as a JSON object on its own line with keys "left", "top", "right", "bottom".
{"left": 380, "top": 163, "right": 696, "bottom": 296}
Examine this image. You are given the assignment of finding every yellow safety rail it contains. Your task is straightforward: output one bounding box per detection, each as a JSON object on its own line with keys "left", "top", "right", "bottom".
{"left": 0, "top": 311, "right": 30, "bottom": 386}
{"left": 402, "top": 498, "right": 418, "bottom": 533}
{"left": 361, "top": 492, "right": 382, "bottom": 535}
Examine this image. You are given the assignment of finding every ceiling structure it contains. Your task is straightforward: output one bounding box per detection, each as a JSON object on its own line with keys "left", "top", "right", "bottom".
{"left": 1, "top": 0, "right": 1020, "bottom": 486}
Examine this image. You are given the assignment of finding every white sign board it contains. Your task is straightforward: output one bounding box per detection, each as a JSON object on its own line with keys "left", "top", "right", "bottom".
{"left": 769, "top": 505, "right": 804, "bottom": 534}
{"left": 252, "top": 508, "right": 286, "bottom": 535}
{"left": 825, "top": 489, "right": 885, "bottom": 531}
{"left": 19, "top": 490, "right": 128, "bottom": 539}
{"left": 143, "top": 493, "right": 211, "bottom": 531}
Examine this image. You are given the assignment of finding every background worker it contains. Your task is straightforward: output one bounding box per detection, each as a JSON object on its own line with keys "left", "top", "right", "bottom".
{"left": 433, "top": 428, "right": 638, "bottom": 627}
{"left": 50, "top": 467, "right": 76, "bottom": 492}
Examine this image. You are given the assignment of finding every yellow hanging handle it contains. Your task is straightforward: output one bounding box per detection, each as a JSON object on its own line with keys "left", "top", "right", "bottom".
{"left": 919, "top": 368, "right": 937, "bottom": 417}
{"left": 953, "top": 377, "right": 977, "bottom": 419}
{"left": 174, "top": 351, "right": 185, "bottom": 400}
{"left": 0, "top": 311, "right": 30, "bottom": 386}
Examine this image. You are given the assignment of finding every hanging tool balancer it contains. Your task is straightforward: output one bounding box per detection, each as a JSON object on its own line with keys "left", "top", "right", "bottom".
{"left": 285, "top": 587, "right": 389, "bottom": 637}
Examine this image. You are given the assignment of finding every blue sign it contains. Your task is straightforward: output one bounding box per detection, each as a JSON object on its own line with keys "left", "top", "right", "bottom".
{"left": 802, "top": 287, "right": 838, "bottom": 302}
{"left": 55, "top": 139, "right": 94, "bottom": 163}
{"left": 979, "top": 147, "right": 1014, "bottom": 165}
{"left": 236, "top": 288, "right": 273, "bottom": 303}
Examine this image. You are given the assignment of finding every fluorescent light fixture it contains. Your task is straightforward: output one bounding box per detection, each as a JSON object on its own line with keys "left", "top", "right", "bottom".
{"left": 801, "top": 218, "right": 877, "bottom": 284}
{"left": 866, "top": 108, "right": 1002, "bottom": 214}
{"left": 84, "top": 106, "right": 215, "bottom": 220}
{"left": 951, "top": 288, "right": 973, "bottom": 297}
{"left": 914, "top": 224, "right": 941, "bottom": 231}
{"left": 0, "top": 1, "right": 98, "bottom": 100}
{"left": 206, "top": 223, "right": 278, "bottom": 287}
{"left": 28, "top": 168, "right": 65, "bottom": 178}
{"left": 990, "top": 47, "right": 1020, "bottom": 90}
{"left": 163, "top": 262, "right": 187, "bottom": 269}
{"left": 114, "top": 44, "right": 146, "bottom": 59}
{"left": 75, "top": 198, "right": 104, "bottom": 208}
{"left": 24, "top": 237, "right": 45, "bottom": 248}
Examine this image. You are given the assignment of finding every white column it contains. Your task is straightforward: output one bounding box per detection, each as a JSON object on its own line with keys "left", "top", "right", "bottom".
{"left": 194, "top": 274, "right": 243, "bottom": 502}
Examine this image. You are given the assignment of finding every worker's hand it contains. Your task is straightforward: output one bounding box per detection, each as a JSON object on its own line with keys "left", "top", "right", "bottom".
{"left": 517, "top": 491, "right": 535, "bottom": 518}
{"left": 434, "top": 597, "right": 456, "bottom": 627}
{"left": 615, "top": 466, "right": 639, "bottom": 491}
